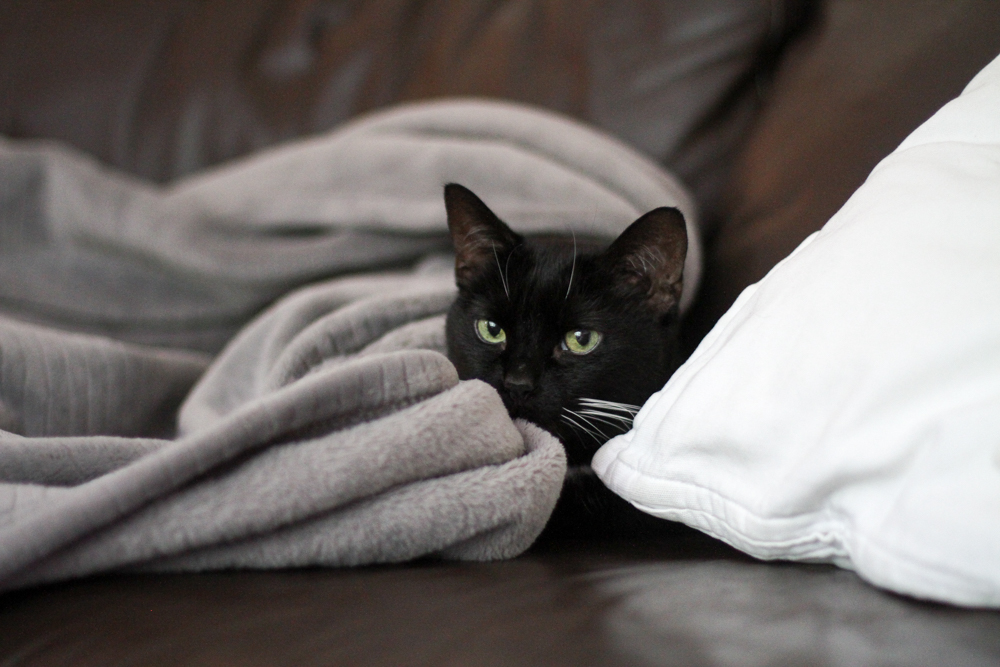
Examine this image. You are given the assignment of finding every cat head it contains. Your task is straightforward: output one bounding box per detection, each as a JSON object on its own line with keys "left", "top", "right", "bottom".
{"left": 443, "top": 183, "right": 687, "bottom": 466}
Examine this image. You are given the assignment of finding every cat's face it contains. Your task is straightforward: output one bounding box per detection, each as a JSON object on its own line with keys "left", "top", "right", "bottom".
{"left": 443, "top": 184, "right": 688, "bottom": 466}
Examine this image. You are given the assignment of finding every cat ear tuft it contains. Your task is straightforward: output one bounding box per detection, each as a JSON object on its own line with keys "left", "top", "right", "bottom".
{"left": 444, "top": 184, "right": 522, "bottom": 289}
{"left": 602, "top": 207, "right": 688, "bottom": 315}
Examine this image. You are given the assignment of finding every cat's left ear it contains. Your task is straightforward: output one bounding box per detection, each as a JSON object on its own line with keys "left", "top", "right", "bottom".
{"left": 444, "top": 183, "right": 522, "bottom": 290}
{"left": 602, "top": 207, "right": 687, "bottom": 316}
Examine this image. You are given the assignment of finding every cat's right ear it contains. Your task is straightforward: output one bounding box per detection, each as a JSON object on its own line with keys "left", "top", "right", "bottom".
{"left": 444, "top": 183, "right": 522, "bottom": 290}
{"left": 602, "top": 207, "right": 688, "bottom": 316}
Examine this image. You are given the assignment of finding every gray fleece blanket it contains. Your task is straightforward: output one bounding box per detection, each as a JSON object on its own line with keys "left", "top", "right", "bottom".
{"left": 0, "top": 100, "right": 699, "bottom": 592}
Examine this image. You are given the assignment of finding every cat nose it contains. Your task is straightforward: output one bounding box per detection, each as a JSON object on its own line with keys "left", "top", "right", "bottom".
{"left": 503, "top": 368, "right": 535, "bottom": 397}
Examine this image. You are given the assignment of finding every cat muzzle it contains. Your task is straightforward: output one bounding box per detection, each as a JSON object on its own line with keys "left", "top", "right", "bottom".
{"left": 503, "top": 371, "right": 535, "bottom": 398}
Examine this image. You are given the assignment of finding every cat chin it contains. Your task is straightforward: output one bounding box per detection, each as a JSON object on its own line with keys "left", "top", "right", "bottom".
{"left": 501, "top": 400, "right": 553, "bottom": 432}
{"left": 525, "top": 417, "right": 606, "bottom": 467}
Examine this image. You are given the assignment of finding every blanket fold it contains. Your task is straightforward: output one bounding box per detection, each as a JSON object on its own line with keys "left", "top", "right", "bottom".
{"left": 0, "top": 100, "right": 697, "bottom": 591}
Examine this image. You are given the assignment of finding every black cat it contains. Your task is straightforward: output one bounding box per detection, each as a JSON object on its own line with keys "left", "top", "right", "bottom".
{"left": 443, "top": 183, "right": 688, "bottom": 539}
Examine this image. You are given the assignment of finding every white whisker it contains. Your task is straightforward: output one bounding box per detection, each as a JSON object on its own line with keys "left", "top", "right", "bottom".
{"left": 563, "top": 408, "right": 608, "bottom": 444}
{"left": 578, "top": 398, "right": 640, "bottom": 411}
{"left": 576, "top": 409, "right": 634, "bottom": 429}
{"left": 504, "top": 249, "right": 513, "bottom": 298}
{"left": 583, "top": 419, "right": 625, "bottom": 436}
{"left": 578, "top": 398, "right": 641, "bottom": 415}
{"left": 492, "top": 242, "right": 509, "bottom": 300}
{"left": 560, "top": 410, "right": 604, "bottom": 444}
{"left": 565, "top": 228, "right": 577, "bottom": 300}
{"left": 564, "top": 408, "right": 612, "bottom": 440}
{"left": 582, "top": 408, "right": 637, "bottom": 420}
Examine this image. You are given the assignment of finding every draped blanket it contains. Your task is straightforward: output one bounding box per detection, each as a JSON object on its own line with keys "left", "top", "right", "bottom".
{"left": 0, "top": 100, "right": 698, "bottom": 591}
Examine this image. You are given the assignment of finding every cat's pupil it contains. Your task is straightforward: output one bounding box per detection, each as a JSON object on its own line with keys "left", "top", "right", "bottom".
{"left": 486, "top": 321, "right": 502, "bottom": 337}
{"left": 573, "top": 330, "right": 591, "bottom": 346}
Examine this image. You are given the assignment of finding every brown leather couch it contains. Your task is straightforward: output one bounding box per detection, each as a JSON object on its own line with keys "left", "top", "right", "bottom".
{"left": 3, "top": 1, "right": 1000, "bottom": 664}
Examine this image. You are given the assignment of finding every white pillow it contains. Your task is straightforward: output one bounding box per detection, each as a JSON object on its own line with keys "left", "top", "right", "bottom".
{"left": 593, "top": 53, "right": 1000, "bottom": 607}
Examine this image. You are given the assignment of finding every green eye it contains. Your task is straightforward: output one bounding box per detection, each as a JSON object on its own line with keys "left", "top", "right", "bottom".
{"left": 475, "top": 319, "right": 507, "bottom": 345}
{"left": 563, "top": 329, "right": 602, "bottom": 355}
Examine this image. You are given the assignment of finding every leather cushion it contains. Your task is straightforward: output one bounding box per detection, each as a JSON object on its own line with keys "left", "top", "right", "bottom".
{"left": 688, "top": 0, "right": 1000, "bottom": 339}
{"left": 0, "top": 0, "right": 808, "bottom": 233}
